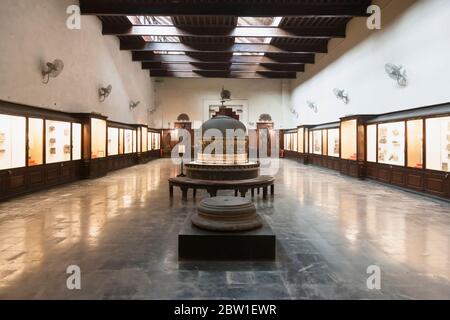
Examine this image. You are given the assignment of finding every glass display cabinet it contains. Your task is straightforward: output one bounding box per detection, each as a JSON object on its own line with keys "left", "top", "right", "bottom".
{"left": 339, "top": 115, "right": 373, "bottom": 178}
{"left": 106, "top": 121, "right": 137, "bottom": 172}
{"left": 0, "top": 100, "right": 82, "bottom": 200}
{"left": 135, "top": 124, "right": 151, "bottom": 164}
{"left": 147, "top": 128, "right": 162, "bottom": 160}
{"left": 295, "top": 125, "right": 314, "bottom": 164}
{"left": 256, "top": 122, "right": 274, "bottom": 158}
{"left": 365, "top": 103, "right": 450, "bottom": 198}
{"left": 75, "top": 113, "right": 108, "bottom": 179}
{"left": 308, "top": 122, "right": 340, "bottom": 171}
{"left": 282, "top": 129, "right": 298, "bottom": 159}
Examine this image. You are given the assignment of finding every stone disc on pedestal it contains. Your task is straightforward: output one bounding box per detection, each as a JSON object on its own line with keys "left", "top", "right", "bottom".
{"left": 191, "top": 196, "right": 263, "bottom": 232}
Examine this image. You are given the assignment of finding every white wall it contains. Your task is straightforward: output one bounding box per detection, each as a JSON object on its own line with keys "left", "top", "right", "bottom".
{"left": 290, "top": 0, "right": 450, "bottom": 125}
{"left": 0, "top": 0, "right": 153, "bottom": 125}
{"left": 152, "top": 77, "right": 294, "bottom": 129}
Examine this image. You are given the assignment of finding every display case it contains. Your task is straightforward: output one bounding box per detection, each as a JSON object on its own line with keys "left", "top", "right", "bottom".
{"left": 365, "top": 103, "right": 450, "bottom": 199}
{"left": 0, "top": 114, "right": 26, "bottom": 170}
{"left": 76, "top": 113, "right": 108, "bottom": 179}
{"left": 46, "top": 120, "right": 71, "bottom": 164}
{"left": 1, "top": 100, "right": 82, "bottom": 201}
{"left": 72, "top": 123, "right": 82, "bottom": 161}
{"left": 125, "top": 129, "right": 133, "bottom": 154}
{"left": 282, "top": 129, "right": 298, "bottom": 159}
{"left": 256, "top": 122, "right": 274, "bottom": 158}
{"left": 339, "top": 115, "right": 373, "bottom": 178}
{"left": 425, "top": 116, "right": 449, "bottom": 172}
{"left": 107, "top": 127, "right": 119, "bottom": 156}
{"left": 313, "top": 130, "right": 322, "bottom": 155}
{"left": 377, "top": 122, "right": 405, "bottom": 166}
{"left": 135, "top": 125, "right": 152, "bottom": 164}
{"left": 327, "top": 128, "right": 340, "bottom": 158}
{"left": 28, "top": 118, "right": 43, "bottom": 166}
{"left": 308, "top": 122, "right": 340, "bottom": 170}
{"left": 119, "top": 129, "right": 124, "bottom": 155}
{"left": 91, "top": 118, "right": 106, "bottom": 159}
{"left": 106, "top": 121, "right": 138, "bottom": 172}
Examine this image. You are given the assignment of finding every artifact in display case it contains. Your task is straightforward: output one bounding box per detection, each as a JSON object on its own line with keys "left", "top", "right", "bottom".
{"left": 377, "top": 122, "right": 405, "bottom": 166}
{"left": 426, "top": 116, "right": 450, "bottom": 172}
{"left": 46, "top": 120, "right": 71, "bottom": 164}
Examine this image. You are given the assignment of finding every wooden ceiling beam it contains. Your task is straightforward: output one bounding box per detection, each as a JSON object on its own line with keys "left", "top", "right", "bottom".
{"left": 132, "top": 52, "right": 315, "bottom": 64}
{"left": 103, "top": 25, "right": 346, "bottom": 39}
{"left": 149, "top": 70, "right": 297, "bottom": 79}
{"left": 80, "top": 1, "right": 370, "bottom": 17}
{"left": 121, "top": 41, "right": 328, "bottom": 54}
{"left": 142, "top": 63, "right": 305, "bottom": 72}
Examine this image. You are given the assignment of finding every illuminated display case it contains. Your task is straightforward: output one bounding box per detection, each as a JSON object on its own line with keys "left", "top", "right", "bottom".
{"left": 327, "top": 128, "right": 340, "bottom": 158}
{"left": 142, "top": 127, "right": 148, "bottom": 152}
{"left": 46, "top": 120, "right": 71, "bottom": 164}
{"left": 1, "top": 101, "right": 84, "bottom": 201}
{"left": 365, "top": 103, "right": 450, "bottom": 199}
{"left": 341, "top": 119, "right": 357, "bottom": 161}
{"left": 297, "top": 127, "right": 304, "bottom": 153}
{"left": 426, "top": 116, "right": 450, "bottom": 172}
{"left": 72, "top": 123, "right": 82, "bottom": 161}
{"left": 367, "top": 124, "right": 377, "bottom": 163}
{"left": 28, "top": 118, "right": 43, "bottom": 166}
{"left": 91, "top": 118, "right": 106, "bottom": 159}
{"left": 283, "top": 130, "right": 297, "bottom": 152}
{"left": 407, "top": 120, "right": 423, "bottom": 169}
{"left": 108, "top": 127, "right": 119, "bottom": 156}
{"left": 377, "top": 122, "right": 405, "bottom": 166}
{"left": 125, "top": 129, "right": 133, "bottom": 154}
{"left": 0, "top": 114, "right": 26, "bottom": 170}
{"left": 119, "top": 129, "right": 124, "bottom": 155}
{"left": 313, "top": 130, "right": 322, "bottom": 155}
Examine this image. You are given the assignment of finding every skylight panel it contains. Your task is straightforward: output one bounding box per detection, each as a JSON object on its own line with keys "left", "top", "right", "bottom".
{"left": 127, "top": 16, "right": 173, "bottom": 25}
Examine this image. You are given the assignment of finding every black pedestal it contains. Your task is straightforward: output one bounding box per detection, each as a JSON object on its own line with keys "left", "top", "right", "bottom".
{"left": 178, "top": 215, "right": 276, "bottom": 261}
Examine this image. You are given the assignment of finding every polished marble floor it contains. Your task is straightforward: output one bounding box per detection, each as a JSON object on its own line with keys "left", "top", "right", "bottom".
{"left": 0, "top": 159, "right": 449, "bottom": 300}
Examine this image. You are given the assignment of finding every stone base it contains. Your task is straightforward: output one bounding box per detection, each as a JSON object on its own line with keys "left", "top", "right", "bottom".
{"left": 178, "top": 215, "right": 276, "bottom": 261}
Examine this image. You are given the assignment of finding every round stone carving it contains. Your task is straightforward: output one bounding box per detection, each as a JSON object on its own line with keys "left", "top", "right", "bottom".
{"left": 191, "top": 196, "right": 263, "bottom": 232}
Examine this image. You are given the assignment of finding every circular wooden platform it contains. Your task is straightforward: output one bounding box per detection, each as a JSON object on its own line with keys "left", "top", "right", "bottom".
{"left": 168, "top": 175, "right": 275, "bottom": 200}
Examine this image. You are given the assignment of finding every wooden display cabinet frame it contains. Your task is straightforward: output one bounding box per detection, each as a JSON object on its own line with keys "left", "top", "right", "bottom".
{"left": 107, "top": 121, "right": 138, "bottom": 172}
{"left": 74, "top": 113, "right": 108, "bottom": 179}
{"left": 256, "top": 122, "right": 274, "bottom": 158}
{"left": 339, "top": 115, "right": 375, "bottom": 179}
{"left": 0, "top": 100, "right": 82, "bottom": 201}
{"left": 309, "top": 122, "right": 341, "bottom": 171}
{"left": 365, "top": 103, "right": 450, "bottom": 199}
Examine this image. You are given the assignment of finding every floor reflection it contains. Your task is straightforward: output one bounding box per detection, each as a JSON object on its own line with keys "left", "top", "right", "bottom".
{"left": 0, "top": 159, "right": 449, "bottom": 299}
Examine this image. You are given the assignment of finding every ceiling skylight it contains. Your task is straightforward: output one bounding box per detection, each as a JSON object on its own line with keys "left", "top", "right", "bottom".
{"left": 237, "top": 17, "right": 282, "bottom": 44}
{"left": 127, "top": 16, "right": 173, "bottom": 25}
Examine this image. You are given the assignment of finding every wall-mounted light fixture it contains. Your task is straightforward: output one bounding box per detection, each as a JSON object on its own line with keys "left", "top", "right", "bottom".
{"left": 129, "top": 100, "right": 141, "bottom": 110}
{"left": 385, "top": 63, "right": 408, "bottom": 87}
{"left": 99, "top": 85, "right": 112, "bottom": 102}
{"left": 42, "top": 59, "right": 64, "bottom": 84}
{"left": 333, "top": 88, "right": 350, "bottom": 104}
